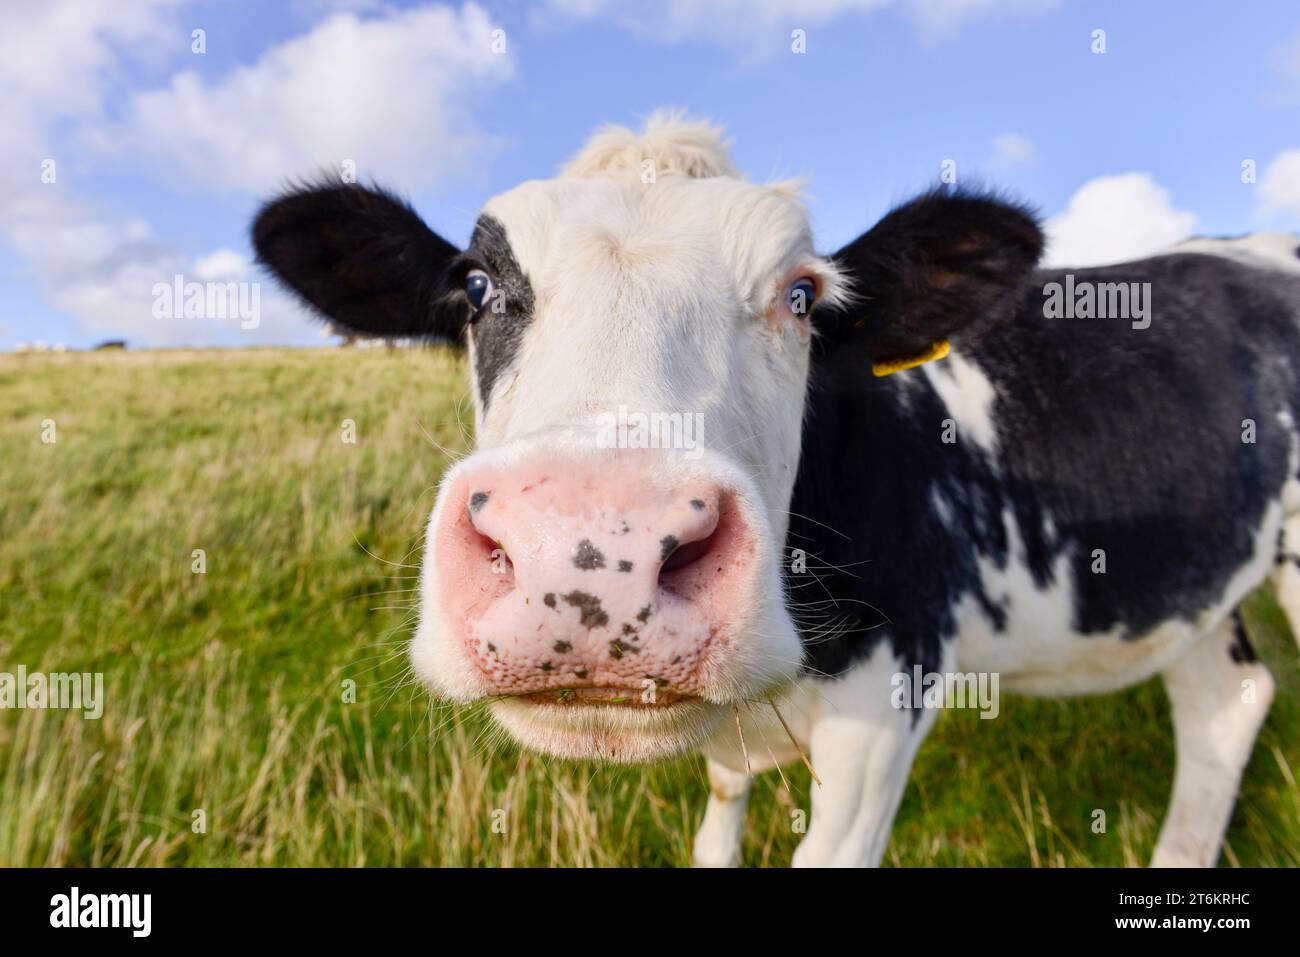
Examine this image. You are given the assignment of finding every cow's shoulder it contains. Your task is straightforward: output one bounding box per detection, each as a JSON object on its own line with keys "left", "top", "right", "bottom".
{"left": 793, "top": 243, "right": 1300, "bottom": 678}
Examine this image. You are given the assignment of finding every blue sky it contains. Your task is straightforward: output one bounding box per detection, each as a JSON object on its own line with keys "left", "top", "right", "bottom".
{"left": 3, "top": 0, "right": 1299, "bottom": 350}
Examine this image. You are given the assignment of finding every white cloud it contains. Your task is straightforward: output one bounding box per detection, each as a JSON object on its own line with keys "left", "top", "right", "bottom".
{"left": 0, "top": 0, "right": 176, "bottom": 151}
{"left": 4, "top": 187, "right": 314, "bottom": 347}
{"left": 0, "top": 2, "right": 510, "bottom": 348}
{"left": 534, "top": 0, "right": 1057, "bottom": 53}
{"left": 990, "top": 132, "right": 1035, "bottom": 167}
{"left": 0, "top": 0, "right": 190, "bottom": 347}
{"left": 1259, "top": 149, "right": 1300, "bottom": 219}
{"left": 193, "top": 249, "right": 251, "bottom": 281}
{"left": 907, "top": 0, "right": 1058, "bottom": 34}
{"left": 118, "top": 3, "right": 513, "bottom": 194}
{"left": 1042, "top": 173, "right": 1198, "bottom": 268}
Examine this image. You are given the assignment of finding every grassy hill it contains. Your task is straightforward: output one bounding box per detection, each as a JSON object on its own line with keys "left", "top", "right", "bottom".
{"left": 0, "top": 347, "right": 1296, "bottom": 866}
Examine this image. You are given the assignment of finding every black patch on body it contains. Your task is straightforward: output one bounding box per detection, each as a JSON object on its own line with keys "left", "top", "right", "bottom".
{"left": 1229, "top": 612, "right": 1258, "bottom": 664}
{"left": 793, "top": 252, "right": 1300, "bottom": 680}
{"left": 464, "top": 215, "right": 535, "bottom": 410}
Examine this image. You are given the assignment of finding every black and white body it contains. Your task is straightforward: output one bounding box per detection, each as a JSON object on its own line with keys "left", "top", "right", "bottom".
{"left": 252, "top": 114, "right": 1299, "bottom": 868}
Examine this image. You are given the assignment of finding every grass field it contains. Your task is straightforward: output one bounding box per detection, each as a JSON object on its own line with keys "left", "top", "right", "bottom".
{"left": 0, "top": 347, "right": 1297, "bottom": 867}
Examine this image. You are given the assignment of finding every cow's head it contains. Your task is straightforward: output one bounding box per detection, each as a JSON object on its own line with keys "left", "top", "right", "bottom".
{"left": 253, "top": 113, "right": 1041, "bottom": 762}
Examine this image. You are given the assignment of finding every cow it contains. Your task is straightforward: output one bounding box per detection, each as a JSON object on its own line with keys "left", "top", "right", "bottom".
{"left": 252, "top": 113, "right": 1299, "bottom": 867}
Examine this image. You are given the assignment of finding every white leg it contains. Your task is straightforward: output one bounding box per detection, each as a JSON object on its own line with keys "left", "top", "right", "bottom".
{"left": 790, "top": 715, "right": 872, "bottom": 867}
{"left": 1151, "top": 616, "right": 1274, "bottom": 867}
{"left": 691, "top": 759, "right": 752, "bottom": 867}
{"left": 792, "top": 647, "right": 940, "bottom": 868}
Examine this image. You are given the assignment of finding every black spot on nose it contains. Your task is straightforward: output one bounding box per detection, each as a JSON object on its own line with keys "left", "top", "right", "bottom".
{"left": 573, "top": 539, "right": 606, "bottom": 570}
{"left": 608, "top": 638, "right": 638, "bottom": 659}
{"left": 553, "top": 640, "right": 572, "bottom": 653}
{"left": 562, "top": 591, "right": 609, "bottom": 629}
{"left": 690, "top": 499, "right": 706, "bottom": 511}
{"left": 636, "top": 605, "right": 652, "bottom": 623}
{"left": 543, "top": 592, "right": 557, "bottom": 609}
{"left": 660, "top": 535, "right": 679, "bottom": 561}
{"left": 469, "top": 491, "right": 490, "bottom": 513}
{"left": 617, "top": 559, "right": 633, "bottom": 572}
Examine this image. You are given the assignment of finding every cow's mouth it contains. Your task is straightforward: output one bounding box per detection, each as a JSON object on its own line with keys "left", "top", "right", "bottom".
{"left": 515, "top": 686, "right": 695, "bottom": 707}
{"left": 488, "top": 694, "right": 724, "bottom": 763}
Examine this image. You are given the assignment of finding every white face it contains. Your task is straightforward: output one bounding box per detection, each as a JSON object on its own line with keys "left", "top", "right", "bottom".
{"left": 410, "top": 135, "right": 846, "bottom": 763}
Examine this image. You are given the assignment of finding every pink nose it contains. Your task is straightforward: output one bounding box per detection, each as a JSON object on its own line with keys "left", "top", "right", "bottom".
{"left": 431, "top": 457, "right": 757, "bottom": 701}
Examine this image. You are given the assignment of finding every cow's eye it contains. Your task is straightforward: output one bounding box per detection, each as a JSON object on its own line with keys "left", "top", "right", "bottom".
{"left": 787, "top": 278, "right": 817, "bottom": 317}
{"left": 465, "top": 269, "right": 493, "bottom": 310}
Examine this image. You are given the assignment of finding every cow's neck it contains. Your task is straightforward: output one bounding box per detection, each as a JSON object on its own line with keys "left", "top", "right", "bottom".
{"left": 785, "top": 336, "right": 995, "bottom": 678}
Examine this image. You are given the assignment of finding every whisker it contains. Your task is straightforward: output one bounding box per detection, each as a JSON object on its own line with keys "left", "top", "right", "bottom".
{"left": 769, "top": 698, "right": 820, "bottom": 786}
{"left": 353, "top": 538, "right": 419, "bottom": 570}
{"left": 732, "top": 703, "right": 753, "bottom": 777}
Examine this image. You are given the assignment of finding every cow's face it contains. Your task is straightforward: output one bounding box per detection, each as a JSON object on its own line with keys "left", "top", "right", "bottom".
{"left": 253, "top": 115, "right": 1042, "bottom": 762}
{"left": 420, "top": 164, "right": 847, "bottom": 760}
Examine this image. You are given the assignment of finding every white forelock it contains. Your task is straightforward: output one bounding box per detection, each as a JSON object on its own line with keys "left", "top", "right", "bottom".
{"left": 561, "top": 109, "right": 739, "bottom": 180}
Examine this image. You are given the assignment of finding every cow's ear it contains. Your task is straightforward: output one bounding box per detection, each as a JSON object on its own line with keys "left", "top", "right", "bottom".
{"left": 817, "top": 189, "right": 1042, "bottom": 376}
{"left": 252, "top": 181, "right": 465, "bottom": 342}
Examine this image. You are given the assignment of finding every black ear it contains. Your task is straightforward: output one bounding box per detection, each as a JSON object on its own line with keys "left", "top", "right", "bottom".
{"left": 818, "top": 188, "right": 1043, "bottom": 371}
{"left": 252, "top": 181, "right": 464, "bottom": 342}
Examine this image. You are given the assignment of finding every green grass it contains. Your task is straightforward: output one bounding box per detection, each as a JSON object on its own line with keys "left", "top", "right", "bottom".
{"left": 0, "top": 347, "right": 1296, "bottom": 866}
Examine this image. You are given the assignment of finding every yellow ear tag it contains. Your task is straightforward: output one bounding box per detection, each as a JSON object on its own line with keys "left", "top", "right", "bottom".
{"left": 871, "top": 339, "right": 951, "bottom": 378}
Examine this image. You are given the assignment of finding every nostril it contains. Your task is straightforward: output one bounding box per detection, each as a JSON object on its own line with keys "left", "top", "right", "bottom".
{"left": 655, "top": 492, "right": 748, "bottom": 601}
{"left": 657, "top": 491, "right": 726, "bottom": 583}
{"left": 657, "top": 524, "right": 724, "bottom": 599}
{"left": 470, "top": 528, "right": 514, "bottom": 583}
{"left": 460, "top": 488, "right": 514, "bottom": 576}
{"left": 660, "top": 533, "right": 713, "bottom": 574}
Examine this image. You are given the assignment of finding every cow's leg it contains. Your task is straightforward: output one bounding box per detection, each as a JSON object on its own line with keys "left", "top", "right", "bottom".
{"left": 691, "top": 759, "right": 752, "bottom": 867}
{"left": 1271, "top": 513, "right": 1300, "bottom": 653}
{"left": 791, "top": 649, "right": 939, "bottom": 868}
{"left": 1151, "top": 615, "right": 1274, "bottom": 867}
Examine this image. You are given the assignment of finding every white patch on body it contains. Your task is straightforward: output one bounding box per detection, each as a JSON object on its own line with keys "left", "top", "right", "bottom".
{"left": 1173, "top": 232, "right": 1300, "bottom": 274}
{"left": 922, "top": 349, "right": 1000, "bottom": 453}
